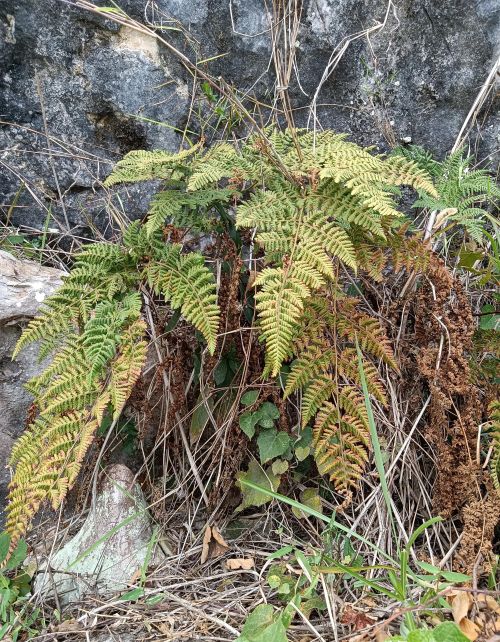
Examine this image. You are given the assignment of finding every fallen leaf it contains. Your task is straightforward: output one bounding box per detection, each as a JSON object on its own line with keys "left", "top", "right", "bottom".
{"left": 484, "top": 596, "right": 500, "bottom": 615}
{"left": 52, "top": 620, "right": 83, "bottom": 633}
{"left": 200, "top": 525, "right": 230, "bottom": 564}
{"left": 458, "top": 618, "right": 480, "bottom": 641}
{"left": 452, "top": 591, "right": 472, "bottom": 624}
{"left": 341, "top": 605, "right": 376, "bottom": 631}
{"left": 225, "top": 557, "right": 255, "bottom": 570}
{"left": 375, "top": 627, "right": 390, "bottom": 642}
{"left": 449, "top": 592, "right": 481, "bottom": 640}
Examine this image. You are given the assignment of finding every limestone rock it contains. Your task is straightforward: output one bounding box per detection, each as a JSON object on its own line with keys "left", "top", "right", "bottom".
{"left": 35, "top": 464, "right": 163, "bottom": 608}
{"left": 0, "top": 250, "right": 64, "bottom": 323}
{"left": 0, "top": 0, "right": 498, "bottom": 235}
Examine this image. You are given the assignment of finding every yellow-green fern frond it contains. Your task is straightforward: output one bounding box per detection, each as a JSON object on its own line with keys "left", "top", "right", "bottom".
{"left": 147, "top": 187, "right": 233, "bottom": 236}
{"left": 308, "top": 182, "right": 387, "bottom": 238}
{"left": 145, "top": 245, "right": 219, "bottom": 353}
{"left": 13, "top": 307, "right": 77, "bottom": 359}
{"left": 486, "top": 400, "right": 500, "bottom": 492}
{"left": 82, "top": 293, "right": 142, "bottom": 379}
{"left": 254, "top": 266, "right": 311, "bottom": 377}
{"left": 104, "top": 142, "right": 202, "bottom": 186}
{"left": 109, "top": 319, "right": 148, "bottom": 419}
{"left": 382, "top": 155, "right": 439, "bottom": 198}
{"left": 302, "top": 375, "right": 335, "bottom": 427}
{"left": 284, "top": 345, "right": 334, "bottom": 398}
{"left": 187, "top": 142, "right": 244, "bottom": 191}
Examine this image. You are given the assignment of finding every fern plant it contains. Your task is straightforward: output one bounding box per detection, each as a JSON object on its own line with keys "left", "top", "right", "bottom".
{"left": 102, "top": 128, "right": 436, "bottom": 493}
{"left": 392, "top": 145, "right": 500, "bottom": 243}
{"left": 7, "top": 211, "right": 219, "bottom": 553}
{"left": 7, "top": 128, "right": 438, "bottom": 551}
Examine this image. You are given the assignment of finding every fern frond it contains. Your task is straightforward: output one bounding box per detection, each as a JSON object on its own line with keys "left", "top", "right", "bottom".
{"left": 13, "top": 307, "right": 77, "bottom": 359}
{"left": 338, "top": 349, "right": 387, "bottom": 405}
{"left": 83, "top": 293, "right": 142, "bottom": 379}
{"left": 313, "top": 402, "right": 370, "bottom": 491}
{"left": 147, "top": 187, "right": 233, "bottom": 236}
{"left": 382, "top": 155, "right": 438, "bottom": 197}
{"left": 104, "top": 143, "right": 201, "bottom": 186}
{"left": 109, "top": 319, "right": 148, "bottom": 419}
{"left": 187, "top": 142, "right": 243, "bottom": 191}
{"left": 354, "top": 244, "right": 387, "bottom": 282}
{"left": 486, "top": 400, "right": 500, "bottom": 492}
{"left": 302, "top": 375, "right": 335, "bottom": 427}
{"left": 254, "top": 266, "right": 310, "bottom": 377}
{"left": 284, "top": 346, "right": 334, "bottom": 398}
{"left": 145, "top": 244, "right": 219, "bottom": 353}
{"left": 337, "top": 308, "right": 397, "bottom": 369}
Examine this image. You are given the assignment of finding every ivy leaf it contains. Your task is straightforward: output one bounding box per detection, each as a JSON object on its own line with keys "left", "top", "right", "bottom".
{"left": 479, "top": 304, "right": 499, "bottom": 331}
{"left": 292, "top": 488, "right": 323, "bottom": 519}
{"left": 271, "top": 459, "right": 289, "bottom": 475}
{"left": 214, "top": 359, "right": 227, "bottom": 386}
{"left": 236, "top": 460, "right": 281, "bottom": 512}
{"left": 257, "top": 429, "right": 291, "bottom": 464}
{"left": 295, "top": 446, "right": 310, "bottom": 461}
{"left": 241, "top": 390, "right": 260, "bottom": 406}
{"left": 257, "top": 415, "right": 276, "bottom": 429}
{"left": 301, "top": 595, "right": 327, "bottom": 618}
{"left": 260, "top": 402, "right": 280, "bottom": 420}
{"left": 239, "top": 412, "right": 259, "bottom": 439}
{"left": 295, "top": 426, "right": 312, "bottom": 448}
{"left": 237, "top": 604, "right": 288, "bottom": 642}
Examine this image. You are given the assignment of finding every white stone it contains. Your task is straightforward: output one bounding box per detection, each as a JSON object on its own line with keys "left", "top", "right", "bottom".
{"left": 0, "top": 250, "right": 64, "bottom": 323}
{"left": 34, "top": 465, "right": 163, "bottom": 608}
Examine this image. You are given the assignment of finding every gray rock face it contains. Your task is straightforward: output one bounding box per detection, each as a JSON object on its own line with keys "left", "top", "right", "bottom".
{"left": 0, "top": 251, "right": 64, "bottom": 521}
{"left": 35, "top": 464, "right": 163, "bottom": 608}
{"left": 0, "top": 0, "right": 498, "bottom": 235}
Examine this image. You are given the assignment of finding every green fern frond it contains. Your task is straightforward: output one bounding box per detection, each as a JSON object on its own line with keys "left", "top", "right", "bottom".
{"left": 255, "top": 266, "right": 311, "bottom": 377}
{"left": 147, "top": 187, "right": 234, "bottom": 236}
{"left": 145, "top": 244, "right": 219, "bottom": 353}
{"left": 394, "top": 145, "right": 499, "bottom": 243}
{"left": 104, "top": 143, "right": 201, "bottom": 186}
{"left": 486, "top": 400, "right": 500, "bottom": 492}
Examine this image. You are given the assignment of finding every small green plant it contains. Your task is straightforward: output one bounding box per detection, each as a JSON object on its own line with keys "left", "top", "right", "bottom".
{"left": 0, "top": 532, "right": 39, "bottom": 641}
{"left": 389, "top": 621, "right": 470, "bottom": 642}
{"left": 392, "top": 145, "right": 500, "bottom": 243}
{"left": 235, "top": 483, "right": 471, "bottom": 641}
